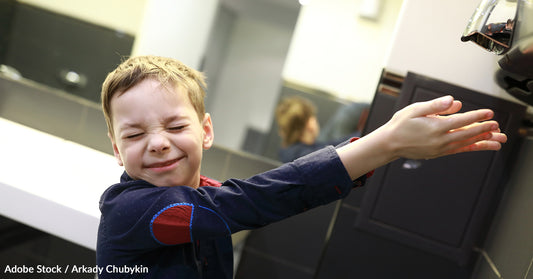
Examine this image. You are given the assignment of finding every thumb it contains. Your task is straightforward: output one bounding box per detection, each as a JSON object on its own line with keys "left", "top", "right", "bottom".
{"left": 408, "top": 95, "right": 455, "bottom": 117}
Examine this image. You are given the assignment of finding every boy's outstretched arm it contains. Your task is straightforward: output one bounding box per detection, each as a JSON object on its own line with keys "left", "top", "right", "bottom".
{"left": 337, "top": 95, "right": 508, "bottom": 180}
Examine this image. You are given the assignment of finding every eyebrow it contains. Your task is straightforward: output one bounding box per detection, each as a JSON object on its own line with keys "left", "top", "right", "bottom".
{"left": 118, "top": 115, "right": 189, "bottom": 131}
{"left": 162, "top": 115, "right": 184, "bottom": 123}
{"left": 117, "top": 123, "right": 142, "bottom": 134}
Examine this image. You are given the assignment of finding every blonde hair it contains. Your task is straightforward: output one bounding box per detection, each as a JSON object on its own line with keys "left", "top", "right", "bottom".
{"left": 275, "top": 96, "right": 316, "bottom": 146}
{"left": 101, "top": 55, "right": 207, "bottom": 138}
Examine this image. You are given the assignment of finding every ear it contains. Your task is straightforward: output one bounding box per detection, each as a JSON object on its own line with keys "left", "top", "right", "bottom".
{"left": 108, "top": 132, "right": 124, "bottom": 166}
{"left": 201, "top": 113, "right": 214, "bottom": 150}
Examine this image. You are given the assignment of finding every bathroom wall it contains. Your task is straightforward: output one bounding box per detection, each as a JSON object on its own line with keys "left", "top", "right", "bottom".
{"left": 383, "top": 0, "right": 532, "bottom": 278}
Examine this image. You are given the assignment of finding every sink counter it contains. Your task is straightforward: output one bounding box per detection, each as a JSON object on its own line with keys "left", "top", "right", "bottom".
{"left": 0, "top": 117, "right": 123, "bottom": 250}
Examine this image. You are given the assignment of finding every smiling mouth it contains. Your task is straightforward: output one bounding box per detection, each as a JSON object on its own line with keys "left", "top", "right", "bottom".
{"left": 145, "top": 158, "right": 182, "bottom": 170}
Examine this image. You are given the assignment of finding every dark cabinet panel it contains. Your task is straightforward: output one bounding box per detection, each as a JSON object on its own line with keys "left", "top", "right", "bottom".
{"left": 316, "top": 206, "right": 473, "bottom": 279}
{"left": 354, "top": 72, "right": 526, "bottom": 266}
{"left": 236, "top": 203, "right": 339, "bottom": 279}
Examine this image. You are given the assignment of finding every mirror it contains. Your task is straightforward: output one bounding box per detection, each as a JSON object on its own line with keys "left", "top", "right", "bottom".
{"left": 0, "top": 0, "right": 399, "bottom": 162}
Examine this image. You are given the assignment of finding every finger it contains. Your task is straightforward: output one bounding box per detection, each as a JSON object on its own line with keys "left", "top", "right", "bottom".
{"left": 446, "top": 131, "right": 506, "bottom": 154}
{"left": 407, "top": 95, "right": 455, "bottom": 117}
{"left": 446, "top": 131, "right": 494, "bottom": 151}
{"left": 489, "top": 132, "right": 507, "bottom": 143}
{"left": 447, "top": 140, "right": 503, "bottom": 155}
{"left": 446, "top": 121, "right": 499, "bottom": 142}
{"left": 442, "top": 110, "right": 495, "bottom": 131}
{"left": 437, "top": 100, "right": 462, "bottom": 116}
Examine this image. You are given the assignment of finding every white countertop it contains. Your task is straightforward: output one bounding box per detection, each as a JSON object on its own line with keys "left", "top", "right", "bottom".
{"left": 0, "top": 117, "right": 123, "bottom": 250}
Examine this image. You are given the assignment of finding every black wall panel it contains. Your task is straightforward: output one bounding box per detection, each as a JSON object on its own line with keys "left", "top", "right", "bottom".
{"left": 3, "top": 3, "right": 133, "bottom": 103}
{"left": 354, "top": 72, "right": 525, "bottom": 266}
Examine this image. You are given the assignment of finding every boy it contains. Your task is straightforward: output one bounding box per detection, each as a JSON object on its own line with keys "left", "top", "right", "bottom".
{"left": 96, "top": 55, "right": 506, "bottom": 278}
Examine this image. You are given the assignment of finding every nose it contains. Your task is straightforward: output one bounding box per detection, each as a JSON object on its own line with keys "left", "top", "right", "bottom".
{"left": 147, "top": 133, "right": 171, "bottom": 153}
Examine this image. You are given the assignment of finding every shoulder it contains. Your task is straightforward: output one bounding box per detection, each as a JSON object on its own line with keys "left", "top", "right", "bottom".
{"left": 98, "top": 178, "right": 163, "bottom": 222}
{"left": 100, "top": 177, "right": 156, "bottom": 205}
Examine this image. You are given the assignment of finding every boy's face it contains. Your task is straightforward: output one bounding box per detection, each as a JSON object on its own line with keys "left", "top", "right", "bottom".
{"left": 109, "top": 78, "right": 213, "bottom": 188}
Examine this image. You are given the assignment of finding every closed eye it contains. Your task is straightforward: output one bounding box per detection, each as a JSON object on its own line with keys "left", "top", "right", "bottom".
{"left": 125, "top": 133, "right": 144, "bottom": 139}
{"left": 168, "top": 125, "right": 186, "bottom": 131}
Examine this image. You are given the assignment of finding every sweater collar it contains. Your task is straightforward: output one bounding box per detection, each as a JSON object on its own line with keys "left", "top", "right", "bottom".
{"left": 120, "top": 171, "right": 221, "bottom": 187}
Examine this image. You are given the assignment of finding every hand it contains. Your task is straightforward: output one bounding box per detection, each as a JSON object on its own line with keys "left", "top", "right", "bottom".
{"left": 382, "top": 95, "right": 507, "bottom": 160}
{"left": 336, "top": 95, "right": 508, "bottom": 180}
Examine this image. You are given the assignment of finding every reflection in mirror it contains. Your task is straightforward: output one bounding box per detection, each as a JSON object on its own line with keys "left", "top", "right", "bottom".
{"left": 205, "top": 0, "right": 404, "bottom": 157}
{"left": 203, "top": 0, "right": 301, "bottom": 156}
{"left": 0, "top": 2, "right": 134, "bottom": 103}
{"left": 271, "top": 86, "right": 370, "bottom": 163}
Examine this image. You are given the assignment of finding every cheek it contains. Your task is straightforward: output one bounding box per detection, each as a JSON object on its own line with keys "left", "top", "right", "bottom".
{"left": 120, "top": 142, "right": 144, "bottom": 165}
{"left": 180, "top": 127, "right": 204, "bottom": 147}
{"left": 312, "top": 123, "right": 320, "bottom": 136}
{"left": 179, "top": 132, "right": 204, "bottom": 162}
{"left": 183, "top": 136, "right": 204, "bottom": 157}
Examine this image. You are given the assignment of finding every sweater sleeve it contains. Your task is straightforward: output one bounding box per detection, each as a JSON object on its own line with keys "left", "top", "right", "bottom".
{"left": 98, "top": 146, "right": 364, "bottom": 252}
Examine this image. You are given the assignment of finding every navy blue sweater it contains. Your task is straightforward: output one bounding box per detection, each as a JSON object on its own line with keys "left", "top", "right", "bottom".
{"left": 96, "top": 146, "right": 369, "bottom": 278}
